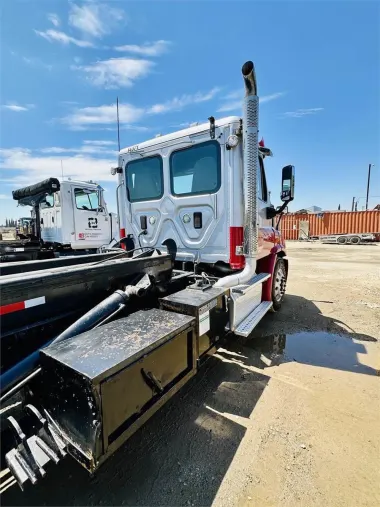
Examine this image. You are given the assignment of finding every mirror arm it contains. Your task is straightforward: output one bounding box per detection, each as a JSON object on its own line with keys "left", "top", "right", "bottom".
{"left": 276, "top": 201, "right": 288, "bottom": 215}
{"left": 267, "top": 201, "right": 288, "bottom": 220}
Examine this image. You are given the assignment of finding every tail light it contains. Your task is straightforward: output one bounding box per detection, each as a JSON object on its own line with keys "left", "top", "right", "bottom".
{"left": 120, "top": 228, "right": 126, "bottom": 250}
{"left": 229, "top": 227, "right": 245, "bottom": 269}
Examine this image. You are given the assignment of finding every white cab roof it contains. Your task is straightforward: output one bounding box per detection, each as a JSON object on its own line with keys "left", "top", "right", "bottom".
{"left": 119, "top": 116, "right": 241, "bottom": 154}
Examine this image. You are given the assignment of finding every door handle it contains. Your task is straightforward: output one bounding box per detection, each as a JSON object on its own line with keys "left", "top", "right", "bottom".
{"left": 194, "top": 212, "right": 202, "bottom": 229}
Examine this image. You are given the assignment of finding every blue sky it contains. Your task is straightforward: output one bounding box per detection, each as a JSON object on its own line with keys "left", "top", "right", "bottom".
{"left": 0, "top": 0, "right": 379, "bottom": 224}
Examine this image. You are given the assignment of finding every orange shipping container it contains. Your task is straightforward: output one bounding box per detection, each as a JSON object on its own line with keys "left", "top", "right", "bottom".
{"left": 280, "top": 211, "right": 380, "bottom": 241}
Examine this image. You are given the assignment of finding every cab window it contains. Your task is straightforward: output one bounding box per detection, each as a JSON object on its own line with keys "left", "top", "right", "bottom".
{"left": 259, "top": 157, "right": 268, "bottom": 201}
{"left": 40, "top": 195, "right": 54, "bottom": 208}
{"left": 126, "top": 156, "right": 163, "bottom": 202}
{"left": 54, "top": 191, "right": 61, "bottom": 207}
{"left": 170, "top": 141, "right": 221, "bottom": 196}
{"left": 75, "top": 188, "right": 99, "bottom": 211}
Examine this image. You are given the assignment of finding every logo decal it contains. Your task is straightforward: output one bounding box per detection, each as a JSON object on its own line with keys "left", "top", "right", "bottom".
{"left": 88, "top": 218, "right": 98, "bottom": 229}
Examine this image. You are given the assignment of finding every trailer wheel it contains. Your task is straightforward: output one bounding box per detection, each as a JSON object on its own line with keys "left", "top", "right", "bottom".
{"left": 337, "top": 236, "right": 347, "bottom": 244}
{"left": 272, "top": 258, "right": 287, "bottom": 311}
{"left": 349, "top": 236, "right": 361, "bottom": 245}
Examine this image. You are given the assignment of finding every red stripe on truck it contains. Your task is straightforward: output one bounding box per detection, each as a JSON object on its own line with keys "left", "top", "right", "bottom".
{"left": 0, "top": 296, "right": 46, "bottom": 316}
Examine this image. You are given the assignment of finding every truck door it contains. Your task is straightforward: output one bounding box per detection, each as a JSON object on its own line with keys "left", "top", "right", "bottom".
{"left": 72, "top": 187, "right": 110, "bottom": 249}
{"left": 125, "top": 138, "right": 228, "bottom": 264}
{"left": 257, "top": 157, "right": 275, "bottom": 259}
{"left": 40, "top": 195, "right": 55, "bottom": 243}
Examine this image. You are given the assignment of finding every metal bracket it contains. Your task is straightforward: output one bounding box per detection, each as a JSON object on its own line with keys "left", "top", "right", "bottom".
{"left": 5, "top": 405, "right": 66, "bottom": 490}
{"left": 208, "top": 116, "right": 215, "bottom": 139}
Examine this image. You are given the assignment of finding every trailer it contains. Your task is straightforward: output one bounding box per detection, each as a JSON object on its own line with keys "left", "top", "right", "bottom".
{"left": 314, "top": 233, "right": 376, "bottom": 244}
{"left": 1, "top": 178, "right": 119, "bottom": 262}
{"left": 0, "top": 60, "right": 295, "bottom": 492}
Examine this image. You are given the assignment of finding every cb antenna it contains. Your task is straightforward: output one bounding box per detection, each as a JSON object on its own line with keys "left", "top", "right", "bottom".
{"left": 116, "top": 97, "right": 121, "bottom": 152}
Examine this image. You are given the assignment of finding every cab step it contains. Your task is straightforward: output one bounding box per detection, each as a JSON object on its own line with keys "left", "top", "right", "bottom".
{"left": 234, "top": 301, "right": 273, "bottom": 337}
{"left": 227, "top": 273, "right": 271, "bottom": 332}
{"left": 231, "top": 272, "right": 271, "bottom": 296}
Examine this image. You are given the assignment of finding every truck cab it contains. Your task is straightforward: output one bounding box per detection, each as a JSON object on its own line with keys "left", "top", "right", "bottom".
{"left": 39, "top": 180, "right": 117, "bottom": 251}
{"left": 117, "top": 117, "right": 287, "bottom": 274}
{"left": 12, "top": 178, "right": 119, "bottom": 254}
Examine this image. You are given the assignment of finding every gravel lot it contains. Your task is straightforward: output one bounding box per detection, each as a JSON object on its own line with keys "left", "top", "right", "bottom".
{"left": 2, "top": 242, "right": 380, "bottom": 507}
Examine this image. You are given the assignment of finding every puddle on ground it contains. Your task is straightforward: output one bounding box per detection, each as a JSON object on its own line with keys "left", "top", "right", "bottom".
{"left": 226, "top": 331, "right": 379, "bottom": 376}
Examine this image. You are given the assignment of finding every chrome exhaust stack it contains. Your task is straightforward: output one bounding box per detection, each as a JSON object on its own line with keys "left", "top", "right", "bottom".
{"left": 215, "top": 61, "right": 259, "bottom": 288}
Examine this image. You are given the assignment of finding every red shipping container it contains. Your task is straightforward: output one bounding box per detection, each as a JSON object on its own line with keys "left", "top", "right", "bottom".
{"left": 280, "top": 211, "right": 380, "bottom": 241}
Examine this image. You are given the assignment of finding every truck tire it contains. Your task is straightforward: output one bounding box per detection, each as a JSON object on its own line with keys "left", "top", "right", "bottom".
{"left": 337, "top": 236, "right": 347, "bottom": 244}
{"left": 272, "top": 258, "right": 287, "bottom": 311}
{"left": 349, "top": 236, "right": 361, "bottom": 245}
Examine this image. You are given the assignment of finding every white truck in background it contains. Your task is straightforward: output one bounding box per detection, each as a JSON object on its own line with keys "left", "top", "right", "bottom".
{"left": 1, "top": 178, "right": 119, "bottom": 262}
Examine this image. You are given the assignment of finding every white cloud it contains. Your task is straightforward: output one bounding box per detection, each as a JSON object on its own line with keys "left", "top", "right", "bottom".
{"left": 61, "top": 85, "right": 220, "bottom": 130}
{"left": 171, "top": 122, "right": 200, "bottom": 128}
{"left": 73, "top": 57, "right": 154, "bottom": 88}
{"left": 62, "top": 102, "right": 144, "bottom": 130}
{"left": 2, "top": 103, "right": 34, "bottom": 112}
{"left": 114, "top": 40, "right": 171, "bottom": 56}
{"left": 47, "top": 13, "right": 60, "bottom": 27}
{"left": 69, "top": 2, "right": 125, "bottom": 38}
{"left": 148, "top": 87, "right": 221, "bottom": 114}
{"left": 39, "top": 145, "right": 116, "bottom": 155}
{"left": 0, "top": 147, "right": 117, "bottom": 186}
{"left": 22, "top": 56, "right": 53, "bottom": 71}
{"left": 83, "top": 140, "right": 117, "bottom": 146}
{"left": 281, "top": 108, "right": 324, "bottom": 118}
{"left": 61, "top": 100, "right": 80, "bottom": 106}
{"left": 35, "top": 29, "right": 95, "bottom": 48}
{"left": 0, "top": 194, "right": 10, "bottom": 199}
{"left": 217, "top": 91, "right": 286, "bottom": 113}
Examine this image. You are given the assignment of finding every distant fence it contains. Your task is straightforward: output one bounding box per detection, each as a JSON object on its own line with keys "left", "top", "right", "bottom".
{"left": 280, "top": 211, "right": 380, "bottom": 240}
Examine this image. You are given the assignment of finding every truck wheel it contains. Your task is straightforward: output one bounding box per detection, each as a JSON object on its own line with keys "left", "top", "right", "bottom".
{"left": 349, "top": 236, "right": 361, "bottom": 244}
{"left": 337, "top": 236, "right": 347, "bottom": 244}
{"left": 272, "top": 258, "right": 287, "bottom": 311}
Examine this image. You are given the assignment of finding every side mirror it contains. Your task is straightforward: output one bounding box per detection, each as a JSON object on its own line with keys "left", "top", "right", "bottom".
{"left": 281, "top": 165, "right": 295, "bottom": 202}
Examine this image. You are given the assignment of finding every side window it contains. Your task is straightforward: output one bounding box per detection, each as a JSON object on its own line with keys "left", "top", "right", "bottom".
{"left": 259, "top": 157, "right": 268, "bottom": 202}
{"left": 170, "top": 141, "right": 221, "bottom": 196}
{"left": 40, "top": 195, "right": 54, "bottom": 208}
{"left": 75, "top": 189, "right": 99, "bottom": 211}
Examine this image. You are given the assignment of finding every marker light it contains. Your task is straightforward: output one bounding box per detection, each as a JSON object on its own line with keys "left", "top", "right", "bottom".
{"left": 227, "top": 134, "right": 239, "bottom": 148}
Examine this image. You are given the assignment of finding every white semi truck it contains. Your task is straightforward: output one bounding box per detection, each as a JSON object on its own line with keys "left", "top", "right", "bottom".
{"left": 1, "top": 178, "right": 119, "bottom": 261}
{"left": 1, "top": 60, "right": 296, "bottom": 491}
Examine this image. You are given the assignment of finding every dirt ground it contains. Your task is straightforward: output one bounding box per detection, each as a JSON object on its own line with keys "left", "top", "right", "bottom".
{"left": 2, "top": 242, "right": 380, "bottom": 507}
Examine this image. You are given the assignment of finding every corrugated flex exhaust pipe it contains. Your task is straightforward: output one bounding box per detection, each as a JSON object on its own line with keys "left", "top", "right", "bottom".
{"left": 215, "top": 61, "right": 259, "bottom": 288}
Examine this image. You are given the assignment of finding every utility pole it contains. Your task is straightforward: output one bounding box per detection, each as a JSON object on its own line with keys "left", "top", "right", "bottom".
{"left": 351, "top": 197, "right": 355, "bottom": 212}
{"left": 366, "top": 163, "right": 372, "bottom": 211}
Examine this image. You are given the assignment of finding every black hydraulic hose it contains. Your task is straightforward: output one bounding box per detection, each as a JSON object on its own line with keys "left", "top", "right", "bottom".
{"left": 50, "top": 286, "right": 143, "bottom": 347}
{"left": 1, "top": 368, "right": 42, "bottom": 404}
{"left": 92, "top": 303, "right": 126, "bottom": 329}
{"left": 0, "top": 285, "right": 144, "bottom": 397}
